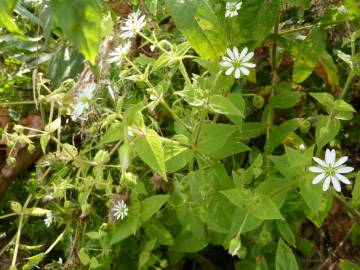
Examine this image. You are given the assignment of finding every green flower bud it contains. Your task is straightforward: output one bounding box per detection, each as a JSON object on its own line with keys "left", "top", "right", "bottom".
{"left": 27, "top": 143, "right": 35, "bottom": 153}
{"left": 229, "top": 237, "right": 241, "bottom": 256}
{"left": 253, "top": 95, "right": 264, "bottom": 109}
{"left": 258, "top": 230, "right": 272, "bottom": 246}
{"left": 238, "top": 246, "right": 247, "bottom": 259}
{"left": 6, "top": 157, "right": 16, "bottom": 166}
{"left": 300, "top": 120, "right": 311, "bottom": 133}
{"left": 160, "top": 259, "right": 168, "bottom": 268}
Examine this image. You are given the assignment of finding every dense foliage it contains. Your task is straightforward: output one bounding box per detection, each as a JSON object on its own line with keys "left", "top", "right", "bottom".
{"left": 0, "top": 0, "right": 360, "bottom": 269}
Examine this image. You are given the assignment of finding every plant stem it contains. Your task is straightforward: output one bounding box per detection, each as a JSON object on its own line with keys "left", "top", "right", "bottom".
{"left": 0, "top": 101, "right": 36, "bottom": 106}
{"left": 264, "top": 16, "right": 279, "bottom": 173}
{"left": 11, "top": 195, "right": 32, "bottom": 268}
{"left": 236, "top": 209, "right": 250, "bottom": 238}
{"left": 278, "top": 19, "right": 347, "bottom": 36}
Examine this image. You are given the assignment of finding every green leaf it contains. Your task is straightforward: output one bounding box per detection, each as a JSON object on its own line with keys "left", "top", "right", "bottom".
{"left": 164, "top": 136, "right": 194, "bottom": 173}
{"left": 276, "top": 239, "right": 299, "bottom": 270}
{"left": 293, "top": 29, "right": 326, "bottom": 83}
{"left": 196, "top": 123, "right": 236, "bottom": 155}
{"left": 172, "top": 231, "right": 209, "bottom": 253}
{"left": 251, "top": 194, "right": 284, "bottom": 220}
{"left": 305, "top": 191, "right": 333, "bottom": 228}
{"left": 48, "top": 45, "right": 84, "bottom": 88}
{"left": 209, "top": 94, "right": 244, "bottom": 117}
{"left": 97, "top": 122, "right": 124, "bottom": 147}
{"left": 351, "top": 172, "right": 360, "bottom": 207}
{"left": 309, "top": 92, "right": 334, "bottom": 112}
{"left": 269, "top": 92, "right": 303, "bottom": 109}
{"left": 110, "top": 210, "right": 139, "bottom": 245}
{"left": 339, "top": 259, "right": 360, "bottom": 270}
{"left": 221, "top": 188, "right": 283, "bottom": 220}
{"left": 276, "top": 220, "right": 296, "bottom": 247}
{"left": 50, "top": 0, "right": 101, "bottom": 64}
{"left": 209, "top": 133, "right": 250, "bottom": 160}
{"left": 315, "top": 115, "right": 340, "bottom": 150}
{"left": 299, "top": 173, "right": 323, "bottom": 213}
{"left": 140, "top": 195, "right": 169, "bottom": 223}
{"left": 265, "top": 118, "right": 301, "bottom": 152}
{"left": 236, "top": 0, "right": 280, "bottom": 44}
{"left": 166, "top": 0, "right": 227, "bottom": 59}
{"left": 0, "top": 1, "right": 23, "bottom": 35}
{"left": 22, "top": 253, "right": 45, "bottom": 270}
{"left": 145, "top": 220, "right": 174, "bottom": 246}
{"left": 135, "top": 129, "right": 167, "bottom": 181}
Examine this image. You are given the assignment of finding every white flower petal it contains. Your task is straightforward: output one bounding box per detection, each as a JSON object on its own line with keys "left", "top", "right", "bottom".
{"left": 331, "top": 176, "right": 341, "bottom": 192}
{"left": 325, "top": 149, "right": 336, "bottom": 166}
{"left": 225, "top": 67, "right": 234, "bottom": 75}
{"left": 233, "top": 47, "right": 239, "bottom": 59}
{"left": 309, "top": 166, "right": 325, "bottom": 173}
{"left": 336, "top": 166, "right": 354, "bottom": 174}
{"left": 234, "top": 68, "right": 241, "bottom": 78}
{"left": 243, "top": 62, "right": 256, "bottom": 68}
{"left": 334, "top": 156, "right": 348, "bottom": 167}
{"left": 239, "top": 47, "right": 248, "bottom": 59}
{"left": 220, "top": 61, "right": 233, "bottom": 67}
{"left": 335, "top": 173, "right": 351, "bottom": 184}
{"left": 313, "top": 157, "right": 327, "bottom": 167}
{"left": 242, "top": 51, "right": 254, "bottom": 62}
{"left": 312, "top": 172, "right": 326, "bottom": 184}
{"left": 227, "top": 48, "right": 234, "bottom": 59}
{"left": 322, "top": 176, "right": 331, "bottom": 191}
{"left": 240, "top": 66, "right": 249, "bottom": 75}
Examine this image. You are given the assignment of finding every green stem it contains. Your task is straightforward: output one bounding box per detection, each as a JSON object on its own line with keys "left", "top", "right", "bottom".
{"left": 279, "top": 19, "right": 347, "bottom": 36}
{"left": 0, "top": 101, "right": 36, "bottom": 106}
{"left": 179, "top": 61, "right": 192, "bottom": 85}
{"left": 236, "top": 209, "right": 250, "bottom": 238}
{"left": 11, "top": 195, "right": 32, "bottom": 267}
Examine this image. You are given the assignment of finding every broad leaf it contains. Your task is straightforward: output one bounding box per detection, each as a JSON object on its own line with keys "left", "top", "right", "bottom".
{"left": 276, "top": 239, "right": 299, "bottom": 270}
{"left": 135, "top": 129, "right": 167, "bottom": 180}
{"left": 50, "top": 0, "right": 101, "bottom": 64}
{"left": 167, "top": 0, "right": 227, "bottom": 59}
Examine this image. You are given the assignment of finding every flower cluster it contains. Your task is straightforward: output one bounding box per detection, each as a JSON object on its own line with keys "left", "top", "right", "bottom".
{"left": 220, "top": 47, "right": 256, "bottom": 79}
{"left": 309, "top": 149, "right": 354, "bottom": 192}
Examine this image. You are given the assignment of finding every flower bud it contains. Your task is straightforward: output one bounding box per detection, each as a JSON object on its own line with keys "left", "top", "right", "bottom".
{"left": 6, "top": 157, "right": 16, "bottom": 166}
{"left": 229, "top": 237, "right": 241, "bottom": 256}
{"left": 253, "top": 95, "right": 264, "bottom": 109}
{"left": 238, "top": 246, "right": 247, "bottom": 259}
{"left": 300, "top": 120, "right": 311, "bottom": 133}
{"left": 258, "top": 230, "right": 272, "bottom": 246}
{"left": 160, "top": 259, "right": 168, "bottom": 268}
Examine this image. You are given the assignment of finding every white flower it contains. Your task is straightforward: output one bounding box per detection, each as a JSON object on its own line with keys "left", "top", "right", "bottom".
{"left": 220, "top": 47, "right": 256, "bottom": 79}
{"left": 225, "top": 1, "right": 242, "bottom": 18}
{"left": 121, "top": 10, "right": 146, "bottom": 39}
{"left": 112, "top": 200, "right": 128, "bottom": 220}
{"left": 58, "top": 258, "right": 63, "bottom": 265}
{"left": 0, "top": 232, "right": 6, "bottom": 239}
{"left": 71, "top": 82, "right": 97, "bottom": 121}
{"left": 299, "top": 144, "right": 306, "bottom": 150}
{"left": 108, "top": 41, "right": 131, "bottom": 64}
{"left": 309, "top": 149, "right": 354, "bottom": 192}
{"left": 44, "top": 212, "right": 53, "bottom": 228}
